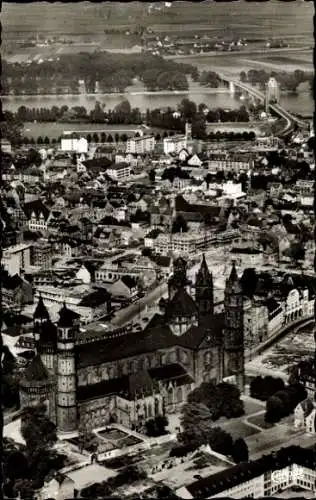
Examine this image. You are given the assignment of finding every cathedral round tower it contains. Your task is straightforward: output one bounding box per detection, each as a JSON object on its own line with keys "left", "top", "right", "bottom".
{"left": 56, "top": 304, "right": 80, "bottom": 433}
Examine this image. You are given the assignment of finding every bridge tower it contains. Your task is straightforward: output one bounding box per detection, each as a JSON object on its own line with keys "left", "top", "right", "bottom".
{"left": 229, "top": 81, "right": 235, "bottom": 95}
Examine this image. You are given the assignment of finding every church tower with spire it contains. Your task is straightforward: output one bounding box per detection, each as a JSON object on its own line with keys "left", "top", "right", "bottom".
{"left": 223, "top": 261, "right": 245, "bottom": 393}
{"left": 195, "top": 253, "right": 214, "bottom": 326}
{"left": 56, "top": 304, "right": 80, "bottom": 433}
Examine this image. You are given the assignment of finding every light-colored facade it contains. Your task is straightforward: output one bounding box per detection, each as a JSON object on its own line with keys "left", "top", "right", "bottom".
{"left": 126, "top": 135, "right": 156, "bottom": 154}
{"left": 177, "top": 463, "right": 316, "bottom": 499}
{"left": 154, "top": 231, "right": 217, "bottom": 256}
{"left": 164, "top": 135, "right": 187, "bottom": 155}
{"left": 107, "top": 163, "right": 131, "bottom": 180}
{"left": 3, "top": 243, "right": 32, "bottom": 275}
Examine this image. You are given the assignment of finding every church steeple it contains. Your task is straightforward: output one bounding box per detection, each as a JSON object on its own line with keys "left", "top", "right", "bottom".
{"left": 195, "top": 253, "right": 214, "bottom": 325}
{"left": 223, "top": 261, "right": 245, "bottom": 393}
{"left": 34, "top": 295, "right": 50, "bottom": 323}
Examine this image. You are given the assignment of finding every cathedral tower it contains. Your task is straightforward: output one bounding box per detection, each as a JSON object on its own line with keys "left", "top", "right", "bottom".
{"left": 223, "top": 261, "right": 245, "bottom": 393}
{"left": 56, "top": 304, "right": 80, "bottom": 433}
{"left": 33, "top": 296, "right": 57, "bottom": 373}
{"left": 195, "top": 254, "right": 214, "bottom": 326}
{"left": 168, "top": 257, "right": 190, "bottom": 300}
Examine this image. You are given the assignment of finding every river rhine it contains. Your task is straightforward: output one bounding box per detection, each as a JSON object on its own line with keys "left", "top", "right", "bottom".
{"left": 2, "top": 88, "right": 313, "bottom": 117}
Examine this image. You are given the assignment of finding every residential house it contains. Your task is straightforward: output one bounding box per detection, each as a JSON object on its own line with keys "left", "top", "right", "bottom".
{"left": 294, "top": 399, "right": 316, "bottom": 434}
{"left": 178, "top": 148, "right": 190, "bottom": 162}
{"left": 187, "top": 154, "right": 203, "bottom": 168}
{"left": 108, "top": 275, "right": 139, "bottom": 301}
{"left": 61, "top": 240, "right": 81, "bottom": 258}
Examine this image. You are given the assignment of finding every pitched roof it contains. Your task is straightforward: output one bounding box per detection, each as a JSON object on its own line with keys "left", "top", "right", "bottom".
{"left": 23, "top": 200, "right": 50, "bottom": 221}
{"left": 34, "top": 296, "right": 50, "bottom": 320}
{"left": 121, "top": 275, "right": 138, "bottom": 290}
{"left": 21, "top": 354, "right": 51, "bottom": 383}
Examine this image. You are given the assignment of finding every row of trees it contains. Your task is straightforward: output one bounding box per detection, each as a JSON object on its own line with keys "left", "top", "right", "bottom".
{"left": 250, "top": 376, "right": 285, "bottom": 401}
{"left": 3, "top": 52, "right": 197, "bottom": 94}
{"left": 265, "top": 383, "right": 307, "bottom": 423}
{"left": 240, "top": 68, "right": 313, "bottom": 93}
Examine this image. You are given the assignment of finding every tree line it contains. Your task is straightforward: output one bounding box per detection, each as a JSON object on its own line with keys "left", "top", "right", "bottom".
{"left": 240, "top": 68, "right": 313, "bottom": 93}
{"left": 2, "top": 52, "right": 198, "bottom": 94}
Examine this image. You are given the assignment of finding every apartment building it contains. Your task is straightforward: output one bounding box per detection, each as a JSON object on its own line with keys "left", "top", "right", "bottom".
{"left": 107, "top": 163, "right": 131, "bottom": 181}
{"left": 154, "top": 231, "right": 217, "bottom": 256}
{"left": 3, "top": 243, "right": 32, "bottom": 275}
{"left": 126, "top": 134, "right": 156, "bottom": 155}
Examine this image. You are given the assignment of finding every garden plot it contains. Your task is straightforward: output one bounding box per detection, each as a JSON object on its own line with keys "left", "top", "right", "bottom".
{"left": 96, "top": 427, "right": 143, "bottom": 449}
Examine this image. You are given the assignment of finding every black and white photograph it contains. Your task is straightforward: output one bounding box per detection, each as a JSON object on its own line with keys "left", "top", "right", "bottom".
{"left": 0, "top": 1, "right": 315, "bottom": 499}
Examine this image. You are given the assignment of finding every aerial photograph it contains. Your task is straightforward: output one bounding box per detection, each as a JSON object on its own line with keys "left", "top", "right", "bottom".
{"left": 0, "top": 1, "right": 315, "bottom": 499}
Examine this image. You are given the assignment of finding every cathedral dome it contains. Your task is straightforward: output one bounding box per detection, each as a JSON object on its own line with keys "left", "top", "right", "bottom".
{"left": 58, "top": 303, "right": 80, "bottom": 328}
{"left": 165, "top": 288, "right": 197, "bottom": 320}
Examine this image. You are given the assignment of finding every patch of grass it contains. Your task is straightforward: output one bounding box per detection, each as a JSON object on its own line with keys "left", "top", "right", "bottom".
{"left": 247, "top": 414, "right": 273, "bottom": 430}
{"left": 223, "top": 420, "right": 259, "bottom": 440}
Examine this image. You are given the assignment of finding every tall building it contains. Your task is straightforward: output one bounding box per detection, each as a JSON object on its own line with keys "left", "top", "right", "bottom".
{"left": 19, "top": 256, "right": 245, "bottom": 432}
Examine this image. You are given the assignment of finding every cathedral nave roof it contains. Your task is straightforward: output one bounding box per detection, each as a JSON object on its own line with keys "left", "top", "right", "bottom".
{"left": 76, "top": 313, "right": 224, "bottom": 369}
{"left": 77, "top": 363, "right": 193, "bottom": 402}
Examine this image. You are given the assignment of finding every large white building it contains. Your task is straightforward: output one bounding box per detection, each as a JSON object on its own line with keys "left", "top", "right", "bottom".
{"left": 3, "top": 243, "right": 32, "bottom": 276}
{"left": 176, "top": 446, "right": 316, "bottom": 499}
{"left": 61, "top": 133, "right": 88, "bottom": 153}
{"left": 126, "top": 134, "right": 156, "bottom": 154}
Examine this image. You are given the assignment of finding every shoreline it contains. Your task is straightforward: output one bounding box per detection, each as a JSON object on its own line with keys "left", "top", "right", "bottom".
{"left": 2, "top": 88, "right": 231, "bottom": 99}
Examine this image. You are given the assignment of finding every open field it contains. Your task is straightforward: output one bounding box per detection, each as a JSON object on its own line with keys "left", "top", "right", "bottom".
{"left": 3, "top": 1, "right": 312, "bottom": 46}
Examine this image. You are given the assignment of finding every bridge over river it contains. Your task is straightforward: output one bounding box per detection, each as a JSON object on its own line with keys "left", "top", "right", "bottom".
{"left": 218, "top": 72, "right": 309, "bottom": 137}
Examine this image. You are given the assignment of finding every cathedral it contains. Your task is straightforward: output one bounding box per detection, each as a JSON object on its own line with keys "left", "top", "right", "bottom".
{"left": 19, "top": 256, "right": 245, "bottom": 433}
